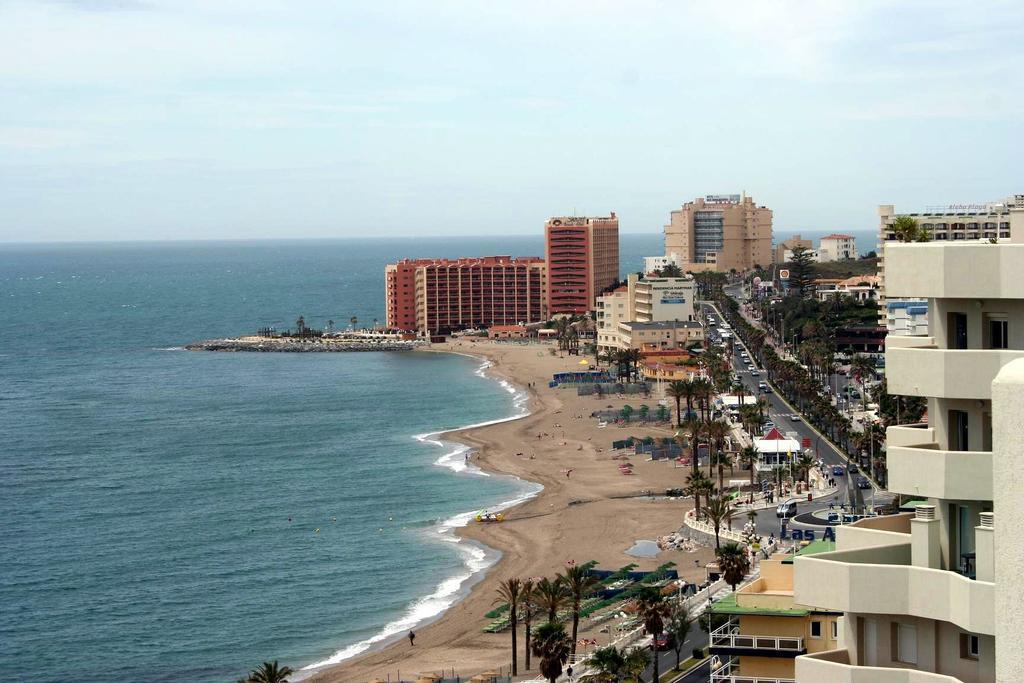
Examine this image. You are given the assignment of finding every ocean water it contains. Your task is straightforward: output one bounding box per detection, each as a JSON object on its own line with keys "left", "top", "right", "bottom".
{"left": 0, "top": 234, "right": 659, "bottom": 683}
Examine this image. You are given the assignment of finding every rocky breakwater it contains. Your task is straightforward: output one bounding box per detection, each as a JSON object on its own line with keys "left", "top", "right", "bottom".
{"left": 186, "top": 335, "right": 426, "bottom": 352}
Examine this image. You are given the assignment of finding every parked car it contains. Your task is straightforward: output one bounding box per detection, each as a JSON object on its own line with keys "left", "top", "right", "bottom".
{"left": 848, "top": 463, "right": 859, "bottom": 474}
{"left": 655, "top": 633, "right": 676, "bottom": 650}
{"left": 776, "top": 500, "right": 799, "bottom": 518}
{"left": 832, "top": 465, "right": 846, "bottom": 476}
{"left": 857, "top": 477, "right": 872, "bottom": 490}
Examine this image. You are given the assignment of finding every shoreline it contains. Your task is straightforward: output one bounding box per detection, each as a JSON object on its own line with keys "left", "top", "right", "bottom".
{"left": 304, "top": 340, "right": 714, "bottom": 683}
{"left": 295, "top": 348, "right": 543, "bottom": 680}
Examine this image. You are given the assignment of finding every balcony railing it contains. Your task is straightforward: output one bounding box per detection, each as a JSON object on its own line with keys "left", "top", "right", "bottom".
{"left": 711, "top": 657, "right": 794, "bottom": 683}
{"left": 796, "top": 649, "right": 964, "bottom": 682}
{"left": 710, "top": 620, "right": 803, "bottom": 653}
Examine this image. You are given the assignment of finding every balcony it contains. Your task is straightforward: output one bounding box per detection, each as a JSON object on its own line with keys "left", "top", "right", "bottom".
{"left": 886, "top": 437, "right": 992, "bottom": 501}
{"left": 711, "top": 619, "right": 804, "bottom": 656}
{"left": 711, "top": 657, "right": 794, "bottom": 683}
{"left": 885, "top": 337, "right": 1024, "bottom": 399}
{"left": 796, "top": 650, "right": 964, "bottom": 682}
{"left": 793, "top": 542, "right": 995, "bottom": 635}
{"left": 884, "top": 242, "right": 1024, "bottom": 300}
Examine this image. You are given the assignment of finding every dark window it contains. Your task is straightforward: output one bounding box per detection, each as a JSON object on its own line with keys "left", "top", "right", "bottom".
{"left": 950, "top": 410, "right": 969, "bottom": 451}
{"left": 988, "top": 318, "right": 1008, "bottom": 349}
{"left": 949, "top": 312, "right": 968, "bottom": 349}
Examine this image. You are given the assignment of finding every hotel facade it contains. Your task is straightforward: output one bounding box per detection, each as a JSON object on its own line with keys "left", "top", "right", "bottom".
{"left": 792, "top": 236, "right": 1024, "bottom": 683}
{"left": 596, "top": 274, "right": 698, "bottom": 353}
{"left": 663, "top": 194, "right": 773, "bottom": 272}
{"left": 545, "top": 213, "right": 620, "bottom": 315}
{"left": 384, "top": 256, "right": 547, "bottom": 334}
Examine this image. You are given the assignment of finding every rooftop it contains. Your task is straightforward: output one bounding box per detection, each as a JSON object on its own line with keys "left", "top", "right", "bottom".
{"left": 711, "top": 591, "right": 809, "bottom": 617}
{"left": 821, "top": 233, "right": 856, "bottom": 240}
{"left": 782, "top": 540, "right": 836, "bottom": 564}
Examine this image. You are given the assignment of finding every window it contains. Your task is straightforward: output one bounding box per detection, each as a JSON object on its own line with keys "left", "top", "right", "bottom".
{"left": 831, "top": 621, "right": 839, "bottom": 639}
{"left": 895, "top": 623, "right": 918, "bottom": 664}
{"left": 810, "top": 621, "right": 822, "bottom": 638}
{"left": 949, "top": 410, "right": 970, "bottom": 451}
{"left": 986, "top": 315, "right": 1009, "bottom": 349}
{"left": 948, "top": 312, "right": 968, "bottom": 349}
{"left": 960, "top": 633, "right": 980, "bottom": 660}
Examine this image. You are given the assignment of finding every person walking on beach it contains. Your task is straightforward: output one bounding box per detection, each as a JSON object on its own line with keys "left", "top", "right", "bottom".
{"left": 408, "top": 630, "right": 415, "bottom": 646}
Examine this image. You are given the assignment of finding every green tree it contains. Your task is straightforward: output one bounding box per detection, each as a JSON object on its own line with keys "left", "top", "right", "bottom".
{"left": 534, "top": 576, "right": 570, "bottom": 623}
{"left": 623, "top": 646, "right": 651, "bottom": 682}
{"left": 494, "top": 578, "right": 523, "bottom": 676}
{"left": 787, "top": 245, "right": 816, "bottom": 298}
{"left": 589, "top": 645, "right": 627, "bottom": 682}
{"left": 685, "top": 471, "right": 713, "bottom": 519}
{"left": 247, "top": 661, "right": 293, "bottom": 683}
{"left": 716, "top": 542, "right": 751, "bottom": 591}
{"left": 667, "top": 380, "right": 691, "bottom": 426}
{"left": 520, "top": 578, "right": 537, "bottom": 670}
{"left": 531, "top": 620, "right": 572, "bottom": 683}
{"left": 704, "top": 494, "right": 734, "bottom": 549}
{"left": 891, "top": 215, "right": 926, "bottom": 243}
{"left": 667, "top": 603, "right": 693, "bottom": 671}
{"left": 739, "top": 445, "right": 759, "bottom": 487}
{"left": 635, "top": 587, "right": 672, "bottom": 683}
{"left": 559, "top": 564, "right": 601, "bottom": 658}
{"left": 660, "top": 263, "right": 683, "bottom": 277}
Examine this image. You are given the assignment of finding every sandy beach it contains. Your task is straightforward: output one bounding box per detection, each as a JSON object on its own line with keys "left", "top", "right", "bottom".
{"left": 306, "top": 339, "right": 714, "bottom": 683}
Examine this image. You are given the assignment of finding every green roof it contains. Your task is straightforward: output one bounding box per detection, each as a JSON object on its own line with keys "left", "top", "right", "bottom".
{"left": 899, "top": 498, "right": 929, "bottom": 511}
{"left": 782, "top": 540, "right": 836, "bottom": 564}
{"left": 710, "top": 591, "right": 809, "bottom": 617}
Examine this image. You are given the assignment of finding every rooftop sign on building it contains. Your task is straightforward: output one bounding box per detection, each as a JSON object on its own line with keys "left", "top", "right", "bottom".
{"left": 705, "top": 194, "right": 741, "bottom": 204}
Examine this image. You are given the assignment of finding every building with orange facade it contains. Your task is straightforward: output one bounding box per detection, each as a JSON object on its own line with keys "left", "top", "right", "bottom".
{"left": 545, "top": 213, "right": 620, "bottom": 315}
{"left": 385, "top": 256, "right": 547, "bottom": 334}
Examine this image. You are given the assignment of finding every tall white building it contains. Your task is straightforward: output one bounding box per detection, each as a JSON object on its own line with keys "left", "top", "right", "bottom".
{"left": 793, "top": 236, "right": 1024, "bottom": 683}
{"left": 596, "top": 274, "right": 696, "bottom": 353}
{"left": 817, "top": 233, "right": 858, "bottom": 262}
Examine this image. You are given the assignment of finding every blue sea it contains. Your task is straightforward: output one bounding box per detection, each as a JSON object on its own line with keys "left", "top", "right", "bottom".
{"left": 0, "top": 234, "right": 660, "bottom": 683}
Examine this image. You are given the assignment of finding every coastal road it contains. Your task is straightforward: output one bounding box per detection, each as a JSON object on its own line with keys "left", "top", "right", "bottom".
{"left": 701, "top": 300, "right": 893, "bottom": 538}
{"left": 639, "top": 628, "right": 708, "bottom": 683}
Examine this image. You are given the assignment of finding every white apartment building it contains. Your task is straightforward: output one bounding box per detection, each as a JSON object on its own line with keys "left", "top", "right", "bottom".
{"left": 643, "top": 252, "right": 682, "bottom": 275}
{"left": 792, "top": 237, "right": 1024, "bottom": 683}
{"left": 596, "top": 274, "right": 696, "bottom": 353}
{"left": 887, "top": 300, "right": 929, "bottom": 336}
{"left": 817, "top": 233, "right": 858, "bottom": 262}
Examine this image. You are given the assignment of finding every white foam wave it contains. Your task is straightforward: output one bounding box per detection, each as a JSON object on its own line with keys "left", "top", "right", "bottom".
{"left": 154, "top": 346, "right": 184, "bottom": 351}
{"left": 296, "top": 350, "right": 541, "bottom": 678}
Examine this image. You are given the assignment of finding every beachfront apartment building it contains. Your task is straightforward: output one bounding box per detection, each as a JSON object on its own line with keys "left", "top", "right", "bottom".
{"left": 709, "top": 547, "right": 841, "bottom": 683}
{"left": 791, "top": 236, "right": 1024, "bottom": 683}
{"left": 642, "top": 252, "right": 682, "bottom": 275}
{"left": 663, "top": 194, "right": 773, "bottom": 273}
{"left": 596, "top": 274, "right": 697, "bottom": 353}
{"left": 545, "top": 213, "right": 620, "bottom": 315}
{"left": 384, "top": 256, "right": 547, "bottom": 334}
{"left": 876, "top": 194, "right": 1024, "bottom": 327}
{"left": 817, "top": 233, "right": 858, "bottom": 262}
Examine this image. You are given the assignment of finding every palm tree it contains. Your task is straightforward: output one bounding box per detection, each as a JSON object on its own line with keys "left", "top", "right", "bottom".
{"left": 667, "top": 380, "right": 689, "bottom": 426}
{"left": 623, "top": 646, "right": 651, "bottom": 682}
{"left": 716, "top": 542, "right": 751, "bottom": 591}
{"left": 635, "top": 587, "right": 672, "bottom": 683}
{"left": 891, "top": 214, "right": 924, "bottom": 243}
{"left": 704, "top": 495, "right": 734, "bottom": 549}
{"left": 795, "top": 452, "right": 815, "bottom": 483}
{"left": 494, "top": 578, "right": 523, "bottom": 676}
{"left": 850, "top": 354, "right": 875, "bottom": 412}
{"left": 704, "top": 420, "right": 729, "bottom": 481}
{"left": 521, "top": 579, "right": 537, "bottom": 670}
{"left": 685, "top": 471, "right": 712, "bottom": 519}
{"left": 534, "top": 576, "right": 570, "bottom": 623}
{"left": 590, "top": 645, "right": 626, "bottom": 682}
{"left": 247, "top": 661, "right": 293, "bottom": 683}
{"left": 714, "top": 449, "right": 734, "bottom": 492}
{"left": 739, "top": 445, "right": 759, "bottom": 487}
{"left": 531, "top": 620, "right": 572, "bottom": 683}
{"left": 681, "top": 417, "right": 702, "bottom": 475}
{"left": 559, "top": 563, "right": 600, "bottom": 658}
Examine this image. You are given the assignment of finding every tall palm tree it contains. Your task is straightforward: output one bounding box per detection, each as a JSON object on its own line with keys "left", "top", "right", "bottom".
{"left": 623, "top": 647, "right": 651, "bottom": 682}
{"left": 494, "top": 578, "right": 523, "bottom": 676}
{"left": 559, "top": 564, "right": 600, "bottom": 658}
{"left": 850, "top": 354, "right": 875, "bottom": 412}
{"left": 680, "top": 417, "right": 703, "bottom": 475}
{"left": 704, "top": 420, "right": 729, "bottom": 481}
{"left": 704, "top": 494, "right": 734, "bottom": 549}
{"left": 795, "top": 452, "right": 815, "bottom": 483}
{"left": 714, "top": 449, "right": 734, "bottom": 492}
{"left": 531, "top": 620, "right": 572, "bottom": 683}
{"left": 739, "top": 445, "right": 759, "bottom": 487}
{"left": 521, "top": 578, "right": 537, "bottom": 670}
{"left": 685, "top": 470, "right": 712, "bottom": 519}
{"left": 247, "top": 661, "right": 293, "bottom": 683}
{"left": 635, "top": 587, "right": 672, "bottom": 683}
{"left": 667, "top": 380, "right": 689, "bottom": 426}
{"left": 534, "top": 576, "right": 570, "bottom": 623}
{"left": 716, "top": 541, "right": 751, "bottom": 591}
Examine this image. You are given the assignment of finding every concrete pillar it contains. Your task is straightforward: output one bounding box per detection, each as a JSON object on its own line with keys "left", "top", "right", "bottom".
{"left": 976, "top": 512, "right": 994, "bottom": 583}
{"left": 992, "top": 359, "right": 1024, "bottom": 682}
{"left": 911, "top": 506, "right": 941, "bottom": 569}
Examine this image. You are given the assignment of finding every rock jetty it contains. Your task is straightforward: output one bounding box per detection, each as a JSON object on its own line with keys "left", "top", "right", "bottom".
{"left": 186, "top": 335, "right": 425, "bottom": 352}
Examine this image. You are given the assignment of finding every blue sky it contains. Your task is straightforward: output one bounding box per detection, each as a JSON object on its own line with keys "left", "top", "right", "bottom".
{"left": 1, "top": 0, "right": 1021, "bottom": 242}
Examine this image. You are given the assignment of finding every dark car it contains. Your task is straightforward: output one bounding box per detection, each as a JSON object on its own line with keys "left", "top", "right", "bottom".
{"left": 857, "top": 477, "right": 872, "bottom": 490}
{"left": 832, "top": 465, "right": 845, "bottom": 476}
{"left": 848, "top": 463, "right": 859, "bottom": 474}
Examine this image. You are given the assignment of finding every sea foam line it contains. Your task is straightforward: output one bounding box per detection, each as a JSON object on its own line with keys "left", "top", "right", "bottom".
{"left": 296, "top": 353, "right": 541, "bottom": 679}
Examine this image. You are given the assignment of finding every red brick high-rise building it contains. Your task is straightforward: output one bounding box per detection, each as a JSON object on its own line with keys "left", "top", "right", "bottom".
{"left": 385, "top": 256, "right": 547, "bottom": 334}
{"left": 545, "top": 213, "right": 620, "bottom": 315}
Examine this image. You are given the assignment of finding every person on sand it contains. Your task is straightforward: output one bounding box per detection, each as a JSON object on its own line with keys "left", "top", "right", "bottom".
{"left": 408, "top": 630, "right": 415, "bottom": 646}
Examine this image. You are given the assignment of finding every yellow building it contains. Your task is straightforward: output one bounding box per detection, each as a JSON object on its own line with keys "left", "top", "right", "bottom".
{"left": 710, "top": 543, "right": 840, "bottom": 683}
